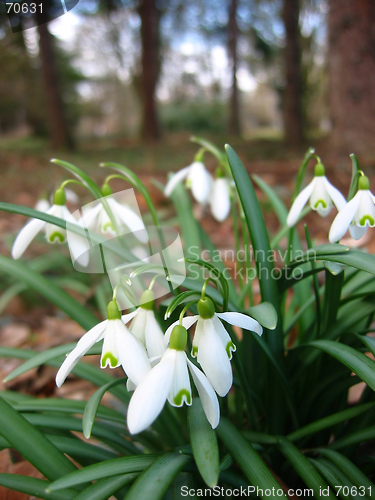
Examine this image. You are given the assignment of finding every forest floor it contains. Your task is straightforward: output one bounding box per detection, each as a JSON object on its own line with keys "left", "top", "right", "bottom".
{"left": 1, "top": 132, "right": 375, "bottom": 498}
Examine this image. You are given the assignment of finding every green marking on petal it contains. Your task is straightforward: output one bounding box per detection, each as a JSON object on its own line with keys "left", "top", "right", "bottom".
{"left": 359, "top": 215, "right": 374, "bottom": 226}
{"left": 314, "top": 199, "right": 327, "bottom": 209}
{"left": 226, "top": 341, "right": 236, "bottom": 359}
{"left": 48, "top": 231, "right": 65, "bottom": 243}
{"left": 191, "top": 346, "right": 198, "bottom": 357}
{"left": 101, "top": 353, "right": 118, "bottom": 368}
{"left": 174, "top": 389, "right": 191, "bottom": 406}
{"left": 102, "top": 222, "right": 114, "bottom": 232}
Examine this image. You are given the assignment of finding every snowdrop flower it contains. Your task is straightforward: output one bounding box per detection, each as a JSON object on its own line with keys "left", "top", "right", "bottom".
{"left": 127, "top": 290, "right": 167, "bottom": 358}
{"left": 329, "top": 175, "right": 375, "bottom": 242}
{"left": 164, "top": 161, "right": 212, "bottom": 204}
{"left": 127, "top": 325, "right": 220, "bottom": 434}
{"left": 56, "top": 300, "right": 150, "bottom": 388}
{"left": 34, "top": 198, "right": 50, "bottom": 213}
{"left": 209, "top": 171, "right": 231, "bottom": 222}
{"left": 80, "top": 184, "right": 147, "bottom": 243}
{"left": 165, "top": 297, "right": 263, "bottom": 397}
{"left": 287, "top": 163, "right": 346, "bottom": 227}
{"left": 12, "top": 188, "right": 88, "bottom": 264}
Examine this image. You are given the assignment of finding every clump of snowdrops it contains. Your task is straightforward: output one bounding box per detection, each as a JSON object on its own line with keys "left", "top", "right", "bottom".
{"left": 0, "top": 140, "right": 375, "bottom": 499}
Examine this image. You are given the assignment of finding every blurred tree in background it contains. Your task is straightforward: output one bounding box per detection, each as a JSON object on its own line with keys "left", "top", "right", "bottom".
{"left": 0, "top": 0, "right": 374, "bottom": 158}
{"left": 328, "top": 0, "right": 375, "bottom": 159}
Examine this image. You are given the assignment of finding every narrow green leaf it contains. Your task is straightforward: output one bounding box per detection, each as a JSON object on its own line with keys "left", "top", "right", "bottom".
{"left": 354, "top": 333, "right": 375, "bottom": 358}
{"left": 216, "top": 418, "right": 287, "bottom": 496}
{"left": 278, "top": 437, "right": 335, "bottom": 499}
{"left": 322, "top": 262, "right": 344, "bottom": 333}
{"left": 0, "top": 474, "right": 75, "bottom": 500}
{"left": 71, "top": 474, "right": 138, "bottom": 500}
{"left": 187, "top": 398, "right": 219, "bottom": 487}
{"left": 83, "top": 377, "right": 127, "bottom": 438}
{"left": 305, "top": 340, "right": 375, "bottom": 390}
{"left": 13, "top": 398, "right": 124, "bottom": 421}
{"left": 329, "top": 426, "right": 375, "bottom": 450}
{"left": 125, "top": 451, "right": 192, "bottom": 500}
{"left": 51, "top": 159, "right": 102, "bottom": 198}
{"left": 48, "top": 456, "right": 157, "bottom": 491}
{"left": 0, "top": 254, "right": 97, "bottom": 331}
{"left": 165, "top": 291, "right": 201, "bottom": 319}
{"left": 225, "top": 145, "right": 283, "bottom": 356}
{"left": 0, "top": 396, "right": 77, "bottom": 481}
{"left": 287, "top": 403, "right": 375, "bottom": 442}
{"left": 170, "top": 182, "right": 202, "bottom": 259}
{"left": 46, "top": 435, "right": 118, "bottom": 461}
{"left": 317, "top": 449, "right": 375, "bottom": 499}
{"left": 246, "top": 303, "right": 278, "bottom": 330}
{"left": 309, "top": 459, "right": 354, "bottom": 500}
{"left": 252, "top": 174, "right": 288, "bottom": 224}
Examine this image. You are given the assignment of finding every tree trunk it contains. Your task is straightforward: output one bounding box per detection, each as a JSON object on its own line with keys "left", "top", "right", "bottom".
{"left": 328, "top": 0, "right": 375, "bottom": 159}
{"left": 228, "top": 0, "right": 241, "bottom": 136}
{"left": 282, "top": 0, "right": 303, "bottom": 147}
{"left": 35, "top": 7, "right": 73, "bottom": 150}
{"left": 138, "top": 0, "right": 161, "bottom": 141}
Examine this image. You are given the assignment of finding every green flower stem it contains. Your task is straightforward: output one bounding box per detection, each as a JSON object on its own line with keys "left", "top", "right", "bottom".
{"left": 60, "top": 179, "right": 85, "bottom": 190}
{"left": 179, "top": 301, "right": 197, "bottom": 325}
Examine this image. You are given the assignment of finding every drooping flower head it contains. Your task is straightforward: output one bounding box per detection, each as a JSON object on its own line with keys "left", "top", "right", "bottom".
{"left": 329, "top": 175, "right": 375, "bottom": 242}
{"left": 12, "top": 188, "right": 88, "bottom": 265}
{"left": 127, "top": 289, "right": 167, "bottom": 358}
{"left": 165, "top": 297, "right": 263, "bottom": 397}
{"left": 127, "top": 324, "right": 219, "bottom": 434}
{"left": 209, "top": 167, "right": 231, "bottom": 222}
{"left": 287, "top": 163, "right": 346, "bottom": 227}
{"left": 79, "top": 183, "right": 147, "bottom": 243}
{"left": 56, "top": 300, "right": 150, "bottom": 388}
{"left": 164, "top": 161, "right": 212, "bottom": 204}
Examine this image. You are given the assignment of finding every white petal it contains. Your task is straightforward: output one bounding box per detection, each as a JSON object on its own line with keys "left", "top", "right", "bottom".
{"left": 348, "top": 224, "right": 368, "bottom": 240}
{"left": 329, "top": 191, "right": 362, "bottom": 243}
{"left": 210, "top": 315, "right": 236, "bottom": 359}
{"left": 192, "top": 317, "right": 205, "bottom": 357}
{"left": 127, "top": 379, "right": 137, "bottom": 392}
{"left": 108, "top": 199, "right": 148, "bottom": 243}
{"left": 12, "top": 215, "right": 48, "bottom": 259}
{"left": 45, "top": 205, "right": 67, "bottom": 244}
{"left": 115, "top": 322, "right": 151, "bottom": 385}
{"left": 168, "top": 351, "right": 191, "bottom": 407}
{"left": 216, "top": 312, "right": 263, "bottom": 337}
{"left": 63, "top": 206, "right": 90, "bottom": 267}
{"left": 323, "top": 177, "right": 347, "bottom": 211}
{"left": 34, "top": 199, "right": 50, "bottom": 212}
{"left": 55, "top": 320, "right": 107, "bottom": 387}
{"left": 164, "top": 315, "right": 199, "bottom": 345}
{"left": 354, "top": 190, "right": 375, "bottom": 227}
{"left": 210, "top": 178, "right": 231, "bottom": 222}
{"left": 309, "top": 177, "right": 332, "bottom": 216}
{"left": 121, "top": 309, "right": 138, "bottom": 325}
{"left": 80, "top": 203, "right": 102, "bottom": 230}
{"left": 197, "top": 320, "right": 232, "bottom": 397}
{"left": 187, "top": 359, "right": 220, "bottom": 429}
{"left": 98, "top": 205, "right": 115, "bottom": 235}
{"left": 127, "top": 349, "right": 175, "bottom": 434}
{"left": 129, "top": 308, "right": 147, "bottom": 344}
{"left": 188, "top": 162, "right": 212, "bottom": 204}
{"left": 286, "top": 179, "right": 316, "bottom": 227}
{"left": 145, "top": 310, "right": 167, "bottom": 358}
{"left": 101, "top": 320, "right": 121, "bottom": 369}
{"left": 164, "top": 166, "right": 191, "bottom": 197}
